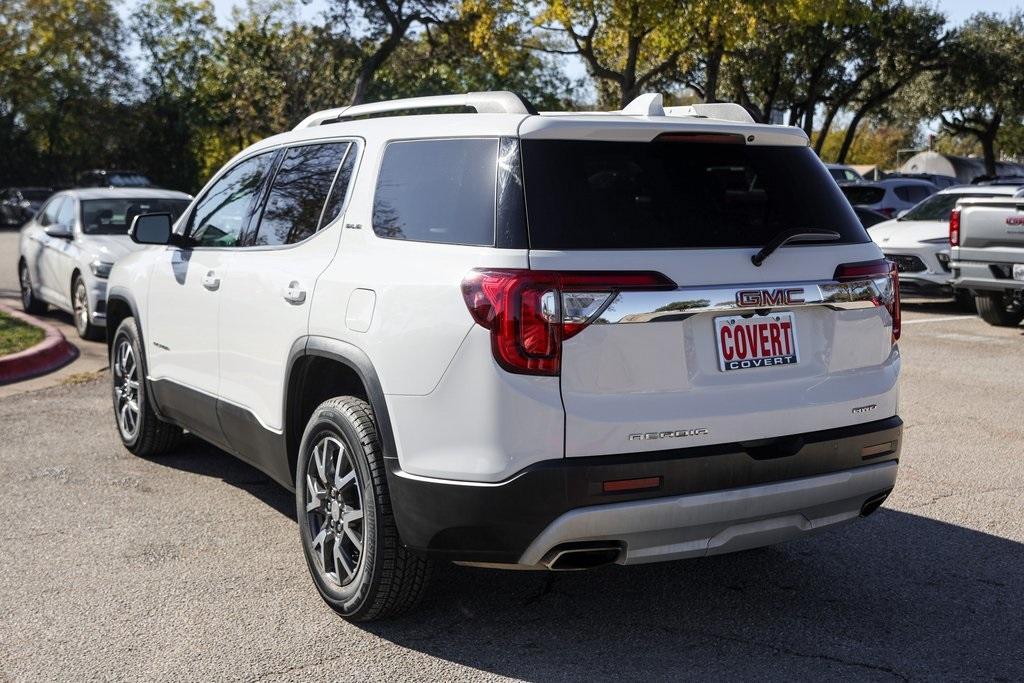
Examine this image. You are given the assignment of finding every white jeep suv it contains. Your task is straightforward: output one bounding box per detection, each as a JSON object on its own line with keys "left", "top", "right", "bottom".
{"left": 106, "top": 92, "right": 903, "bottom": 621}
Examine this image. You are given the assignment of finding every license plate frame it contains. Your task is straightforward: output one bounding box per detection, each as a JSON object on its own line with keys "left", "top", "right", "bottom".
{"left": 714, "top": 312, "right": 800, "bottom": 372}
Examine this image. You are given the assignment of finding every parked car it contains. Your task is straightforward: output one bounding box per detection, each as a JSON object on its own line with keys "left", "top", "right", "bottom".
{"left": 884, "top": 172, "right": 958, "bottom": 189}
{"left": 867, "top": 185, "right": 1023, "bottom": 306}
{"left": 950, "top": 189, "right": 1024, "bottom": 326}
{"left": 840, "top": 178, "right": 939, "bottom": 219}
{"left": 76, "top": 170, "right": 155, "bottom": 188}
{"left": 105, "top": 91, "right": 902, "bottom": 621}
{"left": 853, "top": 206, "right": 889, "bottom": 228}
{"left": 0, "top": 187, "right": 53, "bottom": 227}
{"left": 17, "top": 188, "right": 191, "bottom": 339}
{"left": 824, "top": 163, "right": 864, "bottom": 184}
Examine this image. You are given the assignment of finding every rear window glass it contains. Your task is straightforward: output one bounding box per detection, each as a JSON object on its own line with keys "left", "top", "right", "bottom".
{"left": 373, "top": 138, "right": 497, "bottom": 246}
{"left": 840, "top": 185, "right": 886, "bottom": 206}
{"left": 894, "top": 185, "right": 933, "bottom": 203}
{"left": 521, "top": 140, "right": 868, "bottom": 250}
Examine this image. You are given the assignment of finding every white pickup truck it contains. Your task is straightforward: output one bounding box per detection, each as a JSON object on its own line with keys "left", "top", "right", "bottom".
{"left": 950, "top": 191, "right": 1024, "bottom": 326}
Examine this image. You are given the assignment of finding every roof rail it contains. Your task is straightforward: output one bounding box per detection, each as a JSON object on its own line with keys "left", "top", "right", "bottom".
{"left": 294, "top": 91, "right": 537, "bottom": 129}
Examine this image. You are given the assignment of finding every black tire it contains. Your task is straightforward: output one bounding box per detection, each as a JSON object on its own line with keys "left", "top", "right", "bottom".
{"left": 296, "top": 396, "right": 431, "bottom": 621}
{"left": 954, "top": 289, "right": 975, "bottom": 312}
{"left": 974, "top": 292, "right": 1024, "bottom": 327}
{"left": 18, "top": 260, "right": 47, "bottom": 315}
{"left": 111, "top": 317, "right": 183, "bottom": 456}
{"left": 72, "top": 276, "right": 104, "bottom": 341}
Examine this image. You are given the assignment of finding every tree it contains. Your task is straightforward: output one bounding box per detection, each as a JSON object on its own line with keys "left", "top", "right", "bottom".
{"left": 528, "top": 0, "right": 692, "bottom": 109}
{"left": 926, "top": 13, "right": 1024, "bottom": 175}
{"left": 129, "top": 0, "right": 218, "bottom": 190}
{"left": 324, "top": 0, "right": 454, "bottom": 104}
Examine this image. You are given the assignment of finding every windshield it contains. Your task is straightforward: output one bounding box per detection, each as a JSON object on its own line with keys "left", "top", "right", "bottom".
{"left": 81, "top": 198, "right": 189, "bottom": 234}
{"left": 900, "top": 192, "right": 1001, "bottom": 222}
{"left": 520, "top": 141, "right": 868, "bottom": 249}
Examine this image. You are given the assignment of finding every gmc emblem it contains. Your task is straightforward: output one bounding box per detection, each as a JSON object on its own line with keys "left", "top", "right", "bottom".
{"left": 735, "top": 288, "right": 805, "bottom": 307}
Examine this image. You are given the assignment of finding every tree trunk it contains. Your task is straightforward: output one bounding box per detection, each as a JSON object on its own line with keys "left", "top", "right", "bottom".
{"left": 836, "top": 105, "right": 870, "bottom": 163}
{"left": 704, "top": 44, "right": 723, "bottom": 103}
{"left": 350, "top": 25, "right": 408, "bottom": 105}
{"left": 981, "top": 134, "right": 997, "bottom": 177}
{"left": 814, "top": 104, "right": 840, "bottom": 155}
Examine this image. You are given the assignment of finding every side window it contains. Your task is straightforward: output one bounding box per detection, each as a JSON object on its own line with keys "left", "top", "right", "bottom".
{"left": 320, "top": 143, "right": 358, "bottom": 230}
{"left": 372, "top": 138, "right": 498, "bottom": 246}
{"left": 57, "top": 199, "right": 76, "bottom": 227}
{"left": 189, "top": 152, "right": 275, "bottom": 248}
{"left": 251, "top": 142, "right": 351, "bottom": 246}
{"left": 39, "top": 198, "right": 64, "bottom": 226}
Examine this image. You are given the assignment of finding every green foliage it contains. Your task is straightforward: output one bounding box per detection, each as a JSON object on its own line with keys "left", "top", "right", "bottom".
{"left": 0, "top": 312, "right": 45, "bottom": 357}
{"left": 1, "top": 0, "right": 1023, "bottom": 191}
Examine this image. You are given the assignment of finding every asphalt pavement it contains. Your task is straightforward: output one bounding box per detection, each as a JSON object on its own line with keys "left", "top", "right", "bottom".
{"left": 1, "top": 225, "right": 1022, "bottom": 680}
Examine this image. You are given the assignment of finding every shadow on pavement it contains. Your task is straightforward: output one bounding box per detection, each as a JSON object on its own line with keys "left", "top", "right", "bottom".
{"left": 148, "top": 441, "right": 1023, "bottom": 679}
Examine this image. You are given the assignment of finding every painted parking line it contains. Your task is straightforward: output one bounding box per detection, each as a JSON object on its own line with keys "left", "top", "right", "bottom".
{"left": 902, "top": 315, "right": 977, "bottom": 325}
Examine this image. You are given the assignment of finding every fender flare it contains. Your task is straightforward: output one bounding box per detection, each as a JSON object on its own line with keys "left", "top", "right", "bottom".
{"left": 286, "top": 335, "right": 398, "bottom": 461}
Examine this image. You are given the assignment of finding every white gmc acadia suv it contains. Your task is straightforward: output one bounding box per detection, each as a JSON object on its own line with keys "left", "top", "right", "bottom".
{"left": 106, "top": 91, "right": 903, "bottom": 621}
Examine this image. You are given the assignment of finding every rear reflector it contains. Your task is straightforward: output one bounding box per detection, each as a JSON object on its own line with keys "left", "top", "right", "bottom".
{"left": 861, "top": 441, "right": 898, "bottom": 459}
{"left": 602, "top": 476, "right": 662, "bottom": 493}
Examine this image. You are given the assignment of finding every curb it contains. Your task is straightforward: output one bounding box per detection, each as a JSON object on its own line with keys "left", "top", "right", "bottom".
{"left": 0, "top": 303, "right": 79, "bottom": 385}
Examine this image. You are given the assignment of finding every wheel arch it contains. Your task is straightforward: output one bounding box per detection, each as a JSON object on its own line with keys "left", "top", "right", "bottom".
{"left": 284, "top": 337, "right": 398, "bottom": 486}
{"left": 105, "top": 287, "right": 141, "bottom": 351}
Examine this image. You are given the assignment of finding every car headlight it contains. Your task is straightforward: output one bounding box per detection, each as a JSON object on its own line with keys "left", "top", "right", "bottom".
{"left": 89, "top": 260, "right": 114, "bottom": 279}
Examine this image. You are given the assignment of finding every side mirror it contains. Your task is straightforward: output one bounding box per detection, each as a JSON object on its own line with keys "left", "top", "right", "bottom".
{"left": 44, "top": 223, "right": 72, "bottom": 239}
{"left": 130, "top": 213, "right": 173, "bottom": 245}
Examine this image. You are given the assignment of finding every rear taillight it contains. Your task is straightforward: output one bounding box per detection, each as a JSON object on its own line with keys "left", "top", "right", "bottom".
{"left": 834, "top": 259, "right": 901, "bottom": 342}
{"left": 461, "top": 270, "right": 676, "bottom": 375}
{"left": 879, "top": 207, "right": 895, "bottom": 218}
{"left": 949, "top": 206, "right": 961, "bottom": 246}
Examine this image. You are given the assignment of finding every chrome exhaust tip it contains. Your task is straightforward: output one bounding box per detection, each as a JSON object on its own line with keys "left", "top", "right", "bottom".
{"left": 541, "top": 542, "right": 624, "bottom": 571}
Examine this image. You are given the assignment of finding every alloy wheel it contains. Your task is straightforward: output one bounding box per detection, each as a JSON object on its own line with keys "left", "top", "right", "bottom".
{"left": 19, "top": 265, "right": 32, "bottom": 309}
{"left": 112, "top": 338, "right": 140, "bottom": 440}
{"left": 304, "top": 435, "right": 365, "bottom": 587}
{"left": 74, "top": 281, "right": 89, "bottom": 335}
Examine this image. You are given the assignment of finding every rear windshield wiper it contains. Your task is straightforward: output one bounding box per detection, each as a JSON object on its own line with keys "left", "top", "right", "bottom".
{"left": 751, "top": 228, "right": 841, "bottom": 266}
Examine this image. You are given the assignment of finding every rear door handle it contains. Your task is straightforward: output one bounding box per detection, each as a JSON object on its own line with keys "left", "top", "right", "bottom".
{"left": 283, "top": 281, "right": 306, "bottom": 305}
{"left": 202, "top": 271, "right": 220, "bottom": 291}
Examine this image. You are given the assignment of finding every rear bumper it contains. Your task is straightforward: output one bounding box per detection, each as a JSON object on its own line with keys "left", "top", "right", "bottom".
{"left": 386, "top": 416, "right": 902, "bottom": 565}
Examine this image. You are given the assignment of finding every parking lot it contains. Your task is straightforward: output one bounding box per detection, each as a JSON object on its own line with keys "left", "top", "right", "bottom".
{"left": 1, "top": 228, "right": 1022, "bottom": 680}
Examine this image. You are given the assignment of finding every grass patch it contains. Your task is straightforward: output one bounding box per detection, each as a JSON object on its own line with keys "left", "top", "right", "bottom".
{"left": 0, "top": 312, "right": 45, "bottom": 356}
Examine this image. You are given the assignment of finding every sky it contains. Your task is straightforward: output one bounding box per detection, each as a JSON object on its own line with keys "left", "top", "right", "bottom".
{"left": 208, "top": 0, "right": 1023, "bottom": 26}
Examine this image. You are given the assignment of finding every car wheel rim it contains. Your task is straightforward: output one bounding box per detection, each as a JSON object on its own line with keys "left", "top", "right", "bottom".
{"left": 113, "top": 338, "right": 140, "bottom": 440}
{"left": 304, "top": 434, "right": 365, "bottom": 587}
{"left": 19, "top": 266, "right": 32, "bottom": 307}
{"left": 74, "top": 283, "right": 89, "bottom": 333}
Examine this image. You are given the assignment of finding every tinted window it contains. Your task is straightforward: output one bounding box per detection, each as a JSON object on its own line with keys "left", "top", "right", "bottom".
{"left": 522, "top": 140, "right": 868, "bottom": 249}
{"left": 373, "top": 138, "right": 497, "bottom": 246}
{"left": 253, "top": 142, "right": 350, "bottom": 246}
{"left": 841, "top": 185, "right": 886, "bottom": 206}
{"left": 82, "top": 198, "right": 190, "bottom": 235}
{"left": 320, "top": 144, "right": 358, "bottom": 229}
{"left": 894, "top": 185, "right": 933, "bottom": 203}
{"left": 189, "top": 152, "right": 275, "bottom": 247}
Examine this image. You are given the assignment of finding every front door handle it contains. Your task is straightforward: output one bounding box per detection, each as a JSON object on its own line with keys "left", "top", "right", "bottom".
{"left": 202, "top": 271, "right": 220, "bottom": 291}
{"left": 283, "top": 281, "right": 306, "bottom": 305}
